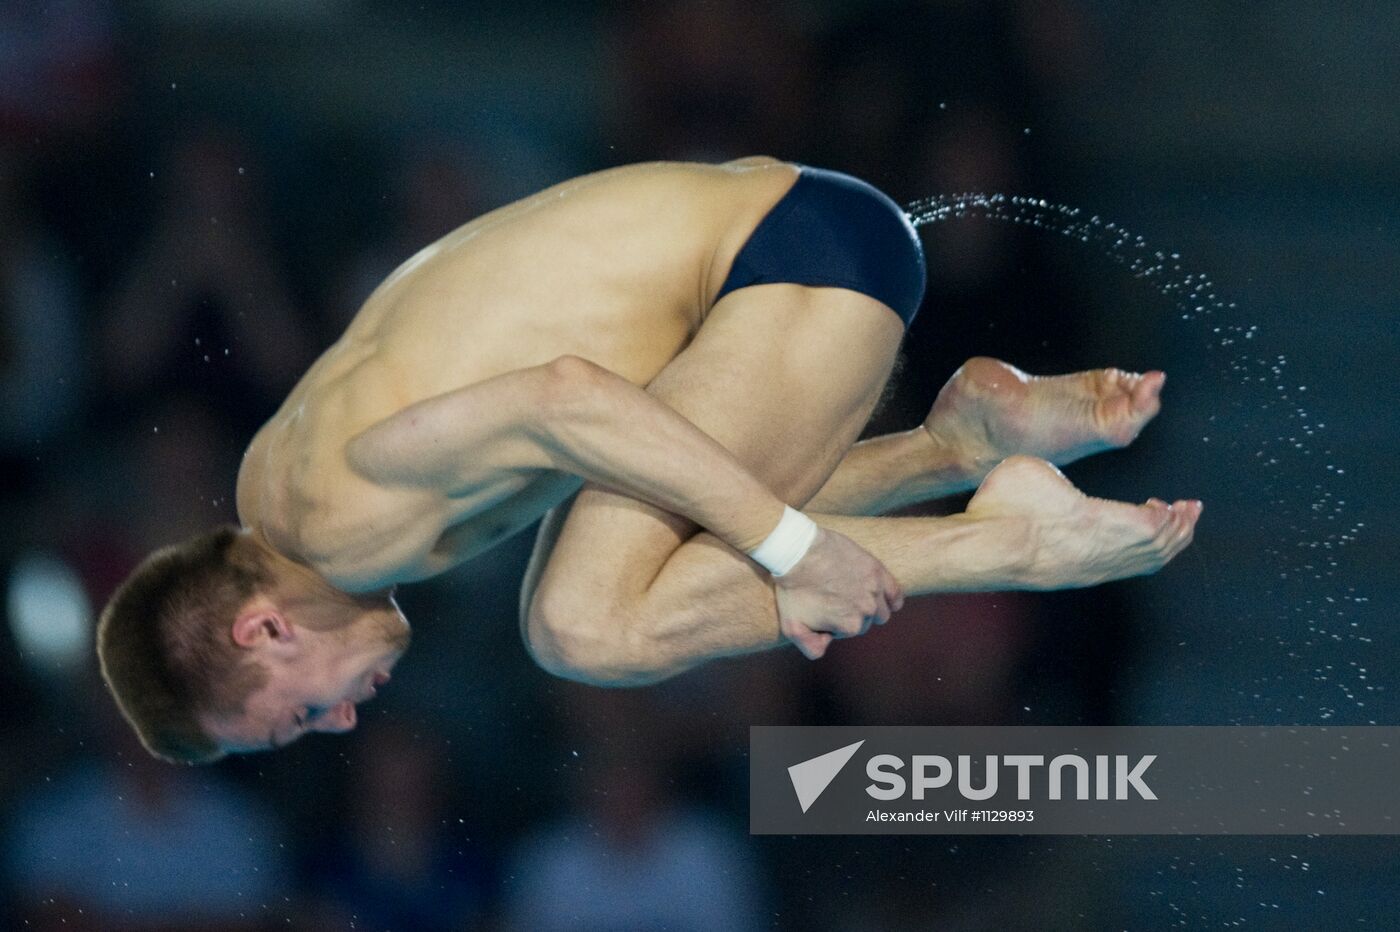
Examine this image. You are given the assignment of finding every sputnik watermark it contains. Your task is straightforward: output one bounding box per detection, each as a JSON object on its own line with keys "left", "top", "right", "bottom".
{"left": 751, "top": 726, "right": 1400, "bottom": 834}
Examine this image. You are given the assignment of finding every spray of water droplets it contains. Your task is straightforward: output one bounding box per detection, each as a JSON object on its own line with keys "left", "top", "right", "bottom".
{"left": 904, "top": 193, "right": 1372, "bottom": 721}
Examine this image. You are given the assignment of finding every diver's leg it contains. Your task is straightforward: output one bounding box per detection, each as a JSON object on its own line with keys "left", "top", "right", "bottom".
{"left": 804, "top": 357, "right": 1168, "bottom": 514}
{"left": 523, "top": 284, "right": 902, "bottom": 682}
{"left": 522, "top": 284, "right": 1204, "bottom": 684}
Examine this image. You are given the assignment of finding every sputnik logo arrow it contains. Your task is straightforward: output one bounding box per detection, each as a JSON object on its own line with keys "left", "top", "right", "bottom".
{"left": 787, "top": 739, "right": 865, "bottom": 813}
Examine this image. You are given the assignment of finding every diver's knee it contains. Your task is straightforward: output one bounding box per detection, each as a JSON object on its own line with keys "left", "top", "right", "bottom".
{"left": 523, "top": 594, "right": 659, "bottom": 687}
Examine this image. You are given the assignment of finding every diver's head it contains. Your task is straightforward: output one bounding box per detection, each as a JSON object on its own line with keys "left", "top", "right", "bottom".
{"left": 97, "top": 525, "right": 409, "bottom": 763}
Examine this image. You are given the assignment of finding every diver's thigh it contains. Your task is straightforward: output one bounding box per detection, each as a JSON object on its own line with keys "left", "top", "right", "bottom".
{"left": 531, "top": 284, "right": 904, "bottom": 604}
{"left": 518, "top": 496, "right": 577, "bottom": 628}
{"left": 645, "top": 283, "right": 904, "bottom": 498}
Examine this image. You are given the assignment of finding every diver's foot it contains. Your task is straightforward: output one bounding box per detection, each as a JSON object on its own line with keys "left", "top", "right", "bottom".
{"left": 925, "top": 356, "right": 1166, "bottom": 475}
{"left": 965, "top": 455, "right": 1201, "bottom": 588}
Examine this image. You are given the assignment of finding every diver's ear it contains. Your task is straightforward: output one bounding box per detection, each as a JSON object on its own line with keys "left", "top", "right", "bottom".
{"left": 231, "top": 602, "right": 294, "bottom": 648}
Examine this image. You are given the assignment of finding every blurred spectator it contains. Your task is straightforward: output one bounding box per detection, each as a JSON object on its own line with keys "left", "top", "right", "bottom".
{"left": 503, "top": 746, "right": 767, "bottom": 932}
{"left": 112, "top": 393, "right": 244, "bottom": 552}
{"left": 26, "top": 392, "right": 244, "bottom": 608}
{"left": 824, "top": 590, "right": 1038, "bottom": 725}
{"left": 2, "top": 674, "right": 290, "bottom": 930}
{"left": 603, "top": 0, "right": 813, "bottom": 162}
{"left": 0, "top": 0, "right": 124, "bottom": 139}
{"left": 807, "top": 2, "right": 1099, "bottom": 442}
{"left": 910, "top": 105, "right": 1023, "bottom": 291}
{"left": 0, "top": 146, "right": 88, "bottom": 459}
{"left": 326, "top": 141, "right": 497, "bottom": 325}
{"left": 305, "top": 721, "right": 491, "bottom": 931}
{"left": 96, "top": 126, "right": 312, "bottom": 435}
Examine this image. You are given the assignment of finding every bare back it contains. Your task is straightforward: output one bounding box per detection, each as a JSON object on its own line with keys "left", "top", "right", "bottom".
{"left": 237, "top": 158, "right": 800, "bottom": 588}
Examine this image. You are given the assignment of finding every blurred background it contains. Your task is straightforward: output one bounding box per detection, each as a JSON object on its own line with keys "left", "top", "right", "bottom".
{"left": 2, "top": 0, "right": 1396, "bottom": 928}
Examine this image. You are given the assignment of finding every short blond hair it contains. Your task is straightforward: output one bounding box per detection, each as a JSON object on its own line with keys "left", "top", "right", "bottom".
{"left": 97, "top": 525, "right": 271, "bottom": 763}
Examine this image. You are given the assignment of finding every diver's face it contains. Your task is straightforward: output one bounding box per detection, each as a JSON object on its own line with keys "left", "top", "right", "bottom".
{"left": 209, "top": 598, "right": 410, "bottom": 754}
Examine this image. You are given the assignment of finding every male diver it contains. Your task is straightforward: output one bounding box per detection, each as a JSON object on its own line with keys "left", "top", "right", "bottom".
{"left": 98, "top": 158, "right": 1200, "bottom": 762}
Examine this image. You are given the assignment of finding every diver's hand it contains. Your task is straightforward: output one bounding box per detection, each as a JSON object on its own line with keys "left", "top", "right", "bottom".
{"left": 773, "top": 527, "right": 904, "bottom": 659}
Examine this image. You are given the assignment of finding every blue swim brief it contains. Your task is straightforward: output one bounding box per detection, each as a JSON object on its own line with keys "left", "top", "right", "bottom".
{"left": 714, "top": 164, "right": 927, "bottom": 327}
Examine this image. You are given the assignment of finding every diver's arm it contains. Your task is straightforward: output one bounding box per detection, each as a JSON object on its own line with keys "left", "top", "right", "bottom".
{"left": 345, "top": 355, "right": 789, "bottom": 551}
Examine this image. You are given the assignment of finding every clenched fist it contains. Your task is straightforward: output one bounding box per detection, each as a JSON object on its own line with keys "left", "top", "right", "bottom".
{"left": 772, "top": 526, "right": 904, "bottom": 659}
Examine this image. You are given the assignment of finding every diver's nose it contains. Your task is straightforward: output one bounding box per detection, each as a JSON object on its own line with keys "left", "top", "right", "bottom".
{"left": 320, "top": 701, "right": 357, "bottom": 733}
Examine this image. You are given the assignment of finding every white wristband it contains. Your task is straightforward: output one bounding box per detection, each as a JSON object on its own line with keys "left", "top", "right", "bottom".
{"left": 747, "top": 506, "right": 819, "bottom": 577}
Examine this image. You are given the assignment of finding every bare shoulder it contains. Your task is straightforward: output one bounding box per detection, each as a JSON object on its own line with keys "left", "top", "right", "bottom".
{"left": 238, "top": 372, "right": 445, "bottom": 590}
